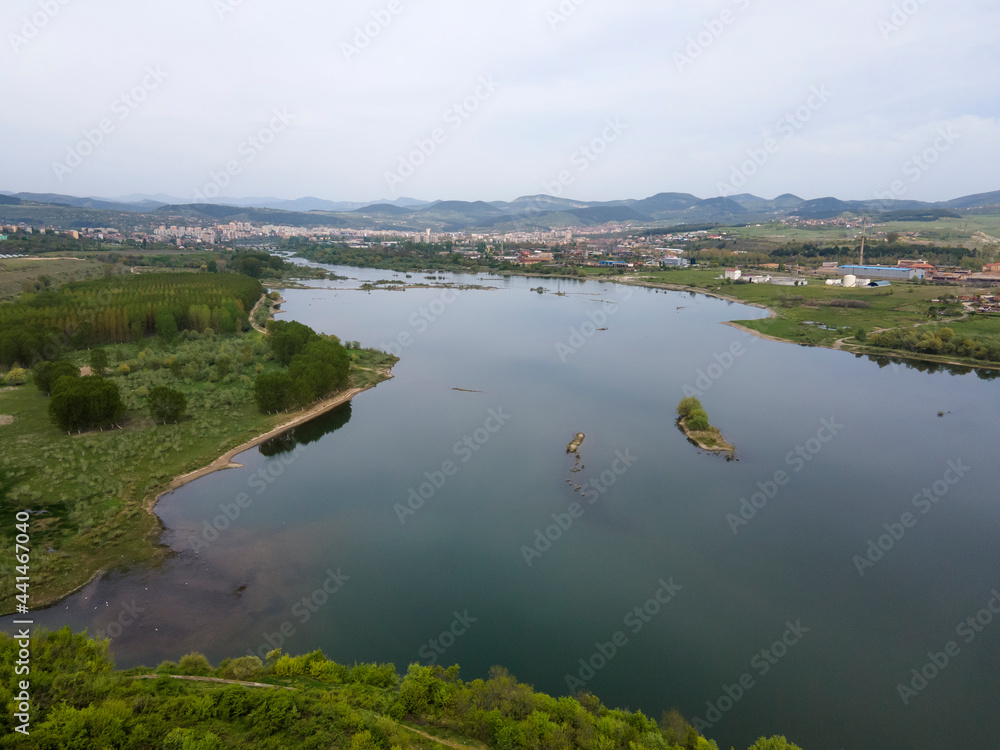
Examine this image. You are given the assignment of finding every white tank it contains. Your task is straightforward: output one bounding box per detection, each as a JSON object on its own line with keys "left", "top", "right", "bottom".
{"left": 843, "top": 275, "right": 857, "bottom": 288}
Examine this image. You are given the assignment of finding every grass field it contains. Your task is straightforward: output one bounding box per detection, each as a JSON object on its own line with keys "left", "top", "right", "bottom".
{"left": 729, "top": 215, "right": 1000, "bottom": 248}
{"left": 0, "top": 256, "right": 109, "bottom": 299}
{"left": 627, "top": 268, "right": 1000, "bottom": 360}
{"left": 0, "top": 334, "right": 395, "bottom": 614}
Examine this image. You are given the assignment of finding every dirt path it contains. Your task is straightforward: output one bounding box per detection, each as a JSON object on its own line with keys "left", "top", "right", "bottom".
{"left": 400, "top": 725, "right": 485, "bottom": 750}
{"left": 131, "top": 674, "right": 294, "bottom": 690}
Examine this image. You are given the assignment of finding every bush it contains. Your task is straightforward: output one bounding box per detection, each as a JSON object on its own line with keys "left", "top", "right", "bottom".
{"left": 3, "top": 367, "right": 28, "bottom": 386}
{"left": 178, "top": 652, "right": 213, "bottom": 676}
{"left": 676, "top": 396, "right": 703, "bottom": 418}
{"left": 686, "top": 409, "right": 710, "bottom": 431}
{"left": 34, "top": 360, "right": 80, "bottom": 396}
{"left": 148, "top": 386, "right": 188, "bottom": 424}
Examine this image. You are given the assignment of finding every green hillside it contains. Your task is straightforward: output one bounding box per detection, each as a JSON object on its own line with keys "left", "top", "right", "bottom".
{"left": 0, "top": 629, "right": 802, "bottom": 750}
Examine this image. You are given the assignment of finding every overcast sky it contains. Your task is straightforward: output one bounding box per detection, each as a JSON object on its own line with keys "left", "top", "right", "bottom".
{"left": 2, "top": 0, "right": 998, "bottom": 204}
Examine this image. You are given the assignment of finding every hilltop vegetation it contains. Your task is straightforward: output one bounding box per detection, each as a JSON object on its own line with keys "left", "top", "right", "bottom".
{"left": 0, "top": 629, "right": 805, "bottom": 750}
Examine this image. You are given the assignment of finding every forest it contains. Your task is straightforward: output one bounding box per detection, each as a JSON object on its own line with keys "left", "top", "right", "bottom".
{"left": 0, "top": 272, "right": 262, "bottom": 367}
{"left": 0, "top": 629, "right": 803, "bottom": 750}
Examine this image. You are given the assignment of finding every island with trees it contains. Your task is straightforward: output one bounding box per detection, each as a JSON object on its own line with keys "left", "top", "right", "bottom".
{"left": 676, "top": 397, "right": 735, "bottom": 456}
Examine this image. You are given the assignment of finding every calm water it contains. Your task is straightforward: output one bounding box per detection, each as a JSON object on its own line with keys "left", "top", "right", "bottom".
{"left": 6, "top": 264, "right": 1000, "bottom": 750}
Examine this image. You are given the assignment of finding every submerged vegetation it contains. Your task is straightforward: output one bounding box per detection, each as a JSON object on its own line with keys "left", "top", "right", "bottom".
{"left": 0, "top": 629, "right": 806, "bottom": 750}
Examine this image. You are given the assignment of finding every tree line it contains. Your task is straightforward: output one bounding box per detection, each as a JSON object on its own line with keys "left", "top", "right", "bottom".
{"left": 0, "top": 628, "right": 803, "bottom": 750}
{"left": 253, "top": 320, "right": 350, "bottom": 413}
{"left": 0, "top": 273, "right": 262, "bottom": 367}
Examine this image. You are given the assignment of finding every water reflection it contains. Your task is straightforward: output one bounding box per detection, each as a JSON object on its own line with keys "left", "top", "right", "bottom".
{"left": 258, "top": 403, "right": 352, "bottom": 457}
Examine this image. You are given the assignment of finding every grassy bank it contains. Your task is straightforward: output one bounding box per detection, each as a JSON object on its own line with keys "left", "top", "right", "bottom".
{"left": 0, "top": 335, "right": 395, "bottom": 614}
{"left": 623, "top": 269, "right": 1000, "bottom": 368}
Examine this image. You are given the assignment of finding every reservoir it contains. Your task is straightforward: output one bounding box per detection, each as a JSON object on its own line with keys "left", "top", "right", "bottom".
{"left": 8, "top": 264, "right": 1000, "bottom": 750}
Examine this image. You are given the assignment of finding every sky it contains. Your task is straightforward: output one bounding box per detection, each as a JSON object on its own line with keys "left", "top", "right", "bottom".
{"left": 2, "top": 0, "right": 999, "bottom": 204}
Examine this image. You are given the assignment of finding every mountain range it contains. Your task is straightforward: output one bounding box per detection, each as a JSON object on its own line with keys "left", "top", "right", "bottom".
{"left": 1, "top": 189, "right": 998, "bottom": 233}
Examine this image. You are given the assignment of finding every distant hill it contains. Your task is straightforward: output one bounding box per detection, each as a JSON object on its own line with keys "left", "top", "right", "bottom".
{"left": 942, "top": 190, "right": 1000, "bottom": 210}
{"left": 2, "top": 187, "right": 997, "bottom": 232}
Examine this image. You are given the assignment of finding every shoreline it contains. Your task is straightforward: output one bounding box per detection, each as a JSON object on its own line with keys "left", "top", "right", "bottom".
{"left": 147, "top": 371, "right": 392, "bottom": 512}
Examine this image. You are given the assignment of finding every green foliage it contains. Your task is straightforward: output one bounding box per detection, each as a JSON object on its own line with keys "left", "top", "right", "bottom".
{"left": 89, "top": 346, "right": 109, "bottom": 374}
{"left": 0, "top": 272, "right": 262, "bottom": 366}
{"left": 33, "top": 360, "right": 80, "bottom": 396}
{"left": 49, "top": 376, "right": 125, "bottom": 432}
{"left": 148, "top": 386, "right": 188, "bottom": 424}
{"left": 747, "top": 737, "right": 803, "bottom": 750}
{"left": 254, "top": 372, "right": 294, "bottom": 413}
{"left": 0, "top": 629, "right": 738, "bottom": 750}
{"left": 157, "top": 310, "right": 180, "bottom": 343}
{"left": 268, "top": 319, "right": 316, "bottom": 366}
{"left": 686, "top": 409, "right": 710, "bottom": 431}
{"left": 2, "top": 366, "right": 28, "bottom": 385}
{"left": 178, "top": 652, "right": 214, "bottom": 676}
{"left": 870, "top": 327, "right": 1000, "bottom": 363}
{"left": 676, "top": 397, "right": 703, "bottom": 418}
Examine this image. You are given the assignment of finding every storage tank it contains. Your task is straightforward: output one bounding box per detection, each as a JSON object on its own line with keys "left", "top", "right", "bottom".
{"left": 843, "top": 275, "right": 857, "bottom": 288}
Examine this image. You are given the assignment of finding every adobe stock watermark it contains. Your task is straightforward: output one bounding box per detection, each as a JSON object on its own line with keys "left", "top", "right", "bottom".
{"left": 871, "top": 125, "right": 960, "bottom": 207}
{"left": 8, "top": 0, "right": 73, "bottom": 54}
{"left": 51, "top": 66, "right": 168, "bottom": 183}
{"left": 564, "top": 578, "right": 682, "bottom": 693}
{"left": 249, "top": 567, "right": 350, "bottom": 661}
{"left": 546, "top": 0, "right": 588, "bottom": 30}
{"left": 417, "top": 610, "right": 477, "bottom": 666}
{"left": 93, "top": 600, "right": 145, "bottom": 642}
{"left": 342, "top": 0, "right": 406, "bottom": 63}
{"left": 554, "top": 285, "right": 634, "bottom": 363}
{"left": 682, "top": 341, "right": 746, "bottom": 398}
{"left": 380, "top": 287, "right": 464, "bottom": 357}
{"left": 726, "top": 418, "right": 843, "bottom": 535}
{"left": 852, "top": 459, "right": 971, "bottom": 577}
{"left": 717, "top": 85, "right": 833, "bottom": 197}
{"left": 673, "top": 0, "right": 752, "bottom": 72}
{"left": 192, "top": 108, "right": 296, "bottom": 202}
{"left": 384, "top": 76, "right": 500, "bottom": 192}
{"left": 395, "top": 408, "right": 512, "bottom": 524}
{"left": 879, "top": 0, "right": 930, "bottom": 41}
{"left": 213, "top": 0, "right": 246, "bottom": 21}
{"left": 521, "top": 449, "right": 638, "bottom": 566}
{"left": 691, "top": 619, "right": 809, "bottom": 732}
{"left": 543, "top": 118, "right": 628, "bottom": 198}
{"left": 897, "top": 587, "right": 1000, "bottom": 706}
{"left": 186, "top": 445, "right": 306, "bottom": 551}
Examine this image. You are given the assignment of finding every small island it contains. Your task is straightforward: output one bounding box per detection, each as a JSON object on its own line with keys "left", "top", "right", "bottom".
{"left": 676, "top": 397, "right": 735, "bottom": 456}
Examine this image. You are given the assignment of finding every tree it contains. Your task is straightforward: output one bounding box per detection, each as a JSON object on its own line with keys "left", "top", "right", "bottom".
{"left": 268, "top": 320, "right": 316, "bottom": 366}
{"left": 686, "top": 409, "right": 710, "bottom": 431}
{"left": 34, "top": 361, "right": 80, "bottom": 396}
{"left": 886, "top": 232, "right": 900, "bottom": 244}
{"left": 288, "top": 337, "right": 350, "bottom": 405}
{"left": 677, "top": 397, "right": 703, "bottom": 418}
{"left": 89, "top": 347, "right": 109, "bottom": 375}
{"left": 254, "top": 372, "right": 293, "bottom": 413}
{"left": 49, "top": 376, "right": 125, "bottom": 432}
{"left": 148, "top": 386, "right": 188, "bottom": 424}
{"left": 156, "top": 310, "right": 179, "bottom": 343}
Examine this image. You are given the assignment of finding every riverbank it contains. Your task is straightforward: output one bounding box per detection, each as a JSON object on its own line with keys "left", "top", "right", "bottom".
{"left": 0, "top": 348, "right": 396, "bottom": 616}
{"left": 149, "top": 372, "right": 391, "bottom": 511}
